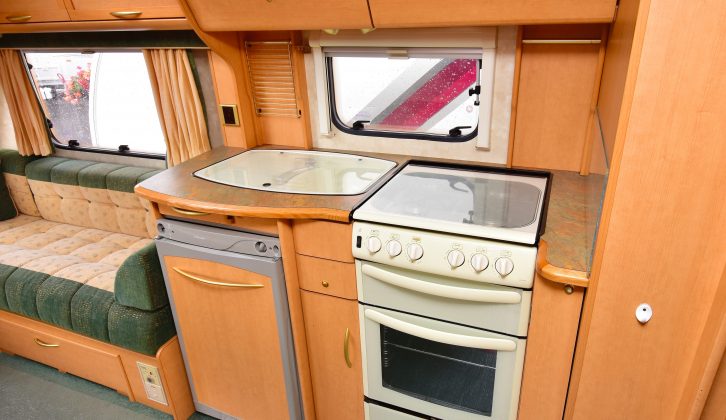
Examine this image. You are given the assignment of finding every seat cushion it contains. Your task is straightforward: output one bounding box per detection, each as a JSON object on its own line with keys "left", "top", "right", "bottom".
{"left": 0, "top": 215, "right": 175, "bottom": 355}
{"left": 0, "top": 164, "right": 16, "bottom": 221}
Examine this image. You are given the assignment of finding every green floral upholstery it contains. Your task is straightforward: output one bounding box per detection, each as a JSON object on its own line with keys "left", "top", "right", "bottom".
{"left": 0, "top": 164, "right": 16, "bottom": 221}
{"left": 0, "top": 150, "right": 172, "bottom": 355}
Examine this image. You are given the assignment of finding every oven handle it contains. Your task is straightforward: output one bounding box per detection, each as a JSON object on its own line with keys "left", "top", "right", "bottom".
{"left": 364, "top": 309, "right": 517, "bottom": 352}
{"left": 361, "top": 264, "right": 521, "bottom": 304}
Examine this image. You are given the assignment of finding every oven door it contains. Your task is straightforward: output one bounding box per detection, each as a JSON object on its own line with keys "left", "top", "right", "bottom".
{"left": 360, "top": 305, "right": 526, "bottom": 420}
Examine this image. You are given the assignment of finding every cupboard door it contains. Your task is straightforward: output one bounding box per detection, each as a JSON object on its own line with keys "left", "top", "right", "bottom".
{"left": 163, "top": 256, "right": 290, "bottom": 420}
{"left": 368, "top": 0, "right": 616, "bottom": 28}
{"left": 0, "top": 0, "right": 69, "bottom": 24}
{"left": 301, "top": 291, "right": 364, "bottom": 420}
{"left": 185, "top": 0, "right": 372, "bottom": 31}
{"left": 65, "top": 0, "right": 183, "bottom": 21}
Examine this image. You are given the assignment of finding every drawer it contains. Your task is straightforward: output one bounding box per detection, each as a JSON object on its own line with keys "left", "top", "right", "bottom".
{"left": 293, "top": 220, "right": 353, "bottom": 263}
{"left": 298, "top": 254, "right": 357, "bottom": 299}
{"left": 0, "top": 314, "right": 129, "bottom": 395}
{"left": 66, "top": 0, "right": 183, "bottom": 21}
{"left": 158, "top": 203, "right": 278, "bottom": 236}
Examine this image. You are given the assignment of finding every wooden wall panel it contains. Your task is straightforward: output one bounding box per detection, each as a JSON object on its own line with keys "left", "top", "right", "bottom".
{"left": 208, "top": 51, "right": 247, "bottom": 148}
{"left": 596, "top": 0, "right": 641, "bottom": 163}
{"left": 566, "top": 0, "right": 726, "bottom": 417}
{"left": 511, "top": 42, "right": 600, "bottom": 171}
{"left": 702, "top": 353, "right": 726, "bottom": 420}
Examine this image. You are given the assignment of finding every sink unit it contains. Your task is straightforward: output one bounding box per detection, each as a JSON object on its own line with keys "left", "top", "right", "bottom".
{"left": 194, "top": 149, "right": 397, "bottom": 196}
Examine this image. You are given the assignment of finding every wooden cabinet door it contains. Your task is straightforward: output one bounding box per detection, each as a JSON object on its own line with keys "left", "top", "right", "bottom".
{"left": 64, "top": 0, "right": 183, "bottom": 21}
{"left": 163, "top": 256, "right": 290, "bottom": 420}
{"left": 0, "top": 0, "right": 69, "bottom": 24}
{"left": 185, "top": 0, "right": 372, "bottom": 31}
{"left": 301, "top": 291, "right": 364, "bottom": 420}
{"left": 368, "top": 0, "right": 616, "bottom": 28}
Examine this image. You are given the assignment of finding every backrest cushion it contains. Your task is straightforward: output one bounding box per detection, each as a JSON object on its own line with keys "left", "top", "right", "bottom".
{"left": 25, "top": 158, "right": 161, "bottom": 239}
{"left": 0, "top": 149, "right": 41, "bottom": 217}
{"left": 0, "top": 160, "right": 17, "bottom": 221}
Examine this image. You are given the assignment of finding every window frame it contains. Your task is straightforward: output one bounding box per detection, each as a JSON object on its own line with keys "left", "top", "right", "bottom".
{"left": 325, "top": 53, "right": 482, "bottom": 143}
{"left": 22, "top": 49, "right": 167, "bottom": 160}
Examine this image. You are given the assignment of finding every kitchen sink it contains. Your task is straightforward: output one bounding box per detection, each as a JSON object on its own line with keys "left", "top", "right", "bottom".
{"left": 194, "top": 149, "right": 397, "bottom": 195}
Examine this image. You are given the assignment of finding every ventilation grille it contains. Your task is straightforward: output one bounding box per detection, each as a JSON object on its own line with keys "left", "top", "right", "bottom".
{"left": 245, "top": 41, "right": 300, "bottom": 118}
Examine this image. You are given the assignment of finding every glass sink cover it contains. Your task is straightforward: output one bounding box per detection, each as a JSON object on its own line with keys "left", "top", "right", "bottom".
{"left": 194, "top": 149, "right": 397, "bottom": 195}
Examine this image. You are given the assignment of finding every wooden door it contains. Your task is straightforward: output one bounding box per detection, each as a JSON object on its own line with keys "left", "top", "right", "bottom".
{"left": 367, "top": 0, "right": 616, "bottom": 28}
{"left": 0, "top": 0, "right": 69, "bottom": 24}
{"left": 163, "top": 256, "right": 290, "bottom": 420}
{"left": 64, "top": 0, "right": 183, "bottom": 21}
{"left": 185, "top": 0, "right": 372, "bottom": 31}
{"left": 301, "top": 290, "right": 364, "bottom": 420}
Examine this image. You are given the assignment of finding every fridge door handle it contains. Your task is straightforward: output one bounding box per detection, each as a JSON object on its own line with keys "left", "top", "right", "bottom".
{"left": 364, "top": 309, "right": 517, "bottom": 352}
{"left": 362, "top": 264, "right": 521, "bottom": 304}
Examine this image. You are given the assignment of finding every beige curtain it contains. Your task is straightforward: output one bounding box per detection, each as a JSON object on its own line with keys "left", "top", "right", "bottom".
{"left": 144, "top": 49, "right": 211, "bottom": 167}
{"left": 0, "top": 50, "right": 52, "bottom": 156}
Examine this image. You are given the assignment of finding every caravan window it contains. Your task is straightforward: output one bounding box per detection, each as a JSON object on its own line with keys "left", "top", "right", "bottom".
{"left": 326, "top": 48, "right": 484, "bottom": 142}
{"left": 25, "top": 51, "right": 166, "bottom": 157}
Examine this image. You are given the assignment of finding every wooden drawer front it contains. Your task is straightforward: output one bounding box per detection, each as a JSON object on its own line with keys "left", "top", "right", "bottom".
{"left": 66, "top": 0, "right": 183, "bottom": 21}
{"left": 158, "top": 203, "right": 278, "bottom": 236}
{"left": 187, "top": 0, "right": 372, "bottom": 31}
{"left": 0, "top": 0, "right": 69, "bottom": 23}
{"left": 368, "top": 0, "right": 616, "bottom": 28}
{"left": 293, "top": 220, "right": 353, "bottom": 263}
{"left": 298, "top": 254, "right": 357, "bottom": 299}
{"left": 0, "top": 315, "right": 129, "bottom": 394}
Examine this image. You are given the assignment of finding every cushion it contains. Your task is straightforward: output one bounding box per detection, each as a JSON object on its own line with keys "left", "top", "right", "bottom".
{"left": 0, "top": 164, "right": 17, "bottom": 221}
{"left": 25, "top": 158, "right": 160, "bottom": 238}
{"left": 0, "top": 216, "right": 174, "bottom": 355}
{"left": 114, "top": 242, "right": 168, "bottom": 311}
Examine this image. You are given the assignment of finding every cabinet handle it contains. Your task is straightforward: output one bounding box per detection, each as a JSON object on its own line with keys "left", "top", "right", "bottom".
{"left": 321, "top": 281, "right": 329, "bottom": 288}
{"left": 173, "top": 267, "right": 264, "bottom": 289}
{"left": 35, "top": 338, "right": 60, "bottom": 348}
{"left": 343, "top": 328, "right": 352, "bottom": 368}
{"left": 110, "top": 11, "right": 143, "bottom": 19}
{"left": 6, "top": 15, "right": 32, "bottom": 23}
{"left": 171, "top": 207, "right": 210, "bottom": 217}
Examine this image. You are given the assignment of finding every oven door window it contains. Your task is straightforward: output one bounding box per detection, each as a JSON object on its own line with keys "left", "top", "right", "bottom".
{"left": 381, "top": 325, "right": 497, "bottom": 416}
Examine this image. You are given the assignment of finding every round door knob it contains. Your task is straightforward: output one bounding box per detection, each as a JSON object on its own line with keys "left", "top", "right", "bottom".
{"left": 386, "top": 240, "right": 402, "bottom": 257}
{"left": 366, "top": 236, "right": 382, "bottom": 253}
{"left": 494, "top": 257, "right": 515, "bottom": 277}
{"left": 406, "top": 243, "right": 424, "bottom": 261}
{"left": 446, "top": 250, "right": 465, "bottom": 268}
{"left": 470, "top": 253, "right": 489, "bottom": 272}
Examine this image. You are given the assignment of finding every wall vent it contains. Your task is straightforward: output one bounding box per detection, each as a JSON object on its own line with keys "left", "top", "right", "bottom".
{"left": 245, "top": 41, "right": 300, "bottom": 118}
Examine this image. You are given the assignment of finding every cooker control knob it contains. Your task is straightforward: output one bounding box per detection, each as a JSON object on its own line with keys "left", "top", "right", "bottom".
{"left": 470, "top": 253, "right": 489, "bottom": 272}
{"left": 495, "top": 257, "right": 515, "bottom": 277}
{"left": 366, "top": 236, "right": 382, "bottom": 253}
{"left": 386, "top": 240, "right": 402, "bottom": 257}
{"left": 407, "top": 243, "right": 424, "bottom": 261}
{"left": 446, "top": 250, "right": 465, "bottom": 268}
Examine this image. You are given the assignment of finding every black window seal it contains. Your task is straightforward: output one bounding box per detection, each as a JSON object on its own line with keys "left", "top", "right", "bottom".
{"left": 22, "top": 50, "right": 167, "bottom": 161}
{"left": 325, "top": 57, "right": 479, "bottom": 143}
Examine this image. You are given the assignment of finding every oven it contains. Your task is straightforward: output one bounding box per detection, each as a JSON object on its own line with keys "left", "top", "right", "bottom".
{"left": 351, "top": 163, "right": 549, "bottom": 420}
{"left": 357, "top": 261, "right": 530, "bottom": 420}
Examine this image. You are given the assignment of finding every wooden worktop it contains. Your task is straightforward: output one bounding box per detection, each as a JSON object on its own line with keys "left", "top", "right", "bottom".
{"left": 136, "top": 146, "right": 604, "bottom": 284}
{"left": 135, "top": 147, "right": 408, "bottom": 223}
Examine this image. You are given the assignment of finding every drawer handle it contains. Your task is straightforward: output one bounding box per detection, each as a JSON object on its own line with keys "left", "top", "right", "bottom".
{"left": 173, "top": 267, "right": 264, "bottom": 289}
{"left": 321, "top": 281, "right": 330, "bottom": 288}
{"left": 343, "top": 328, "right": 352, "bottom": 368}
{"left": 171, "top": 207, "right": 210, "bottom": 217}
{"left": 110, "top": 11, "right": 143, "bottom": 19}
{"left": 6, "top": 15, "right": 32, "bottom": 23}
{"left": 35, "top": 338, "right": 59, "bottom": 348}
